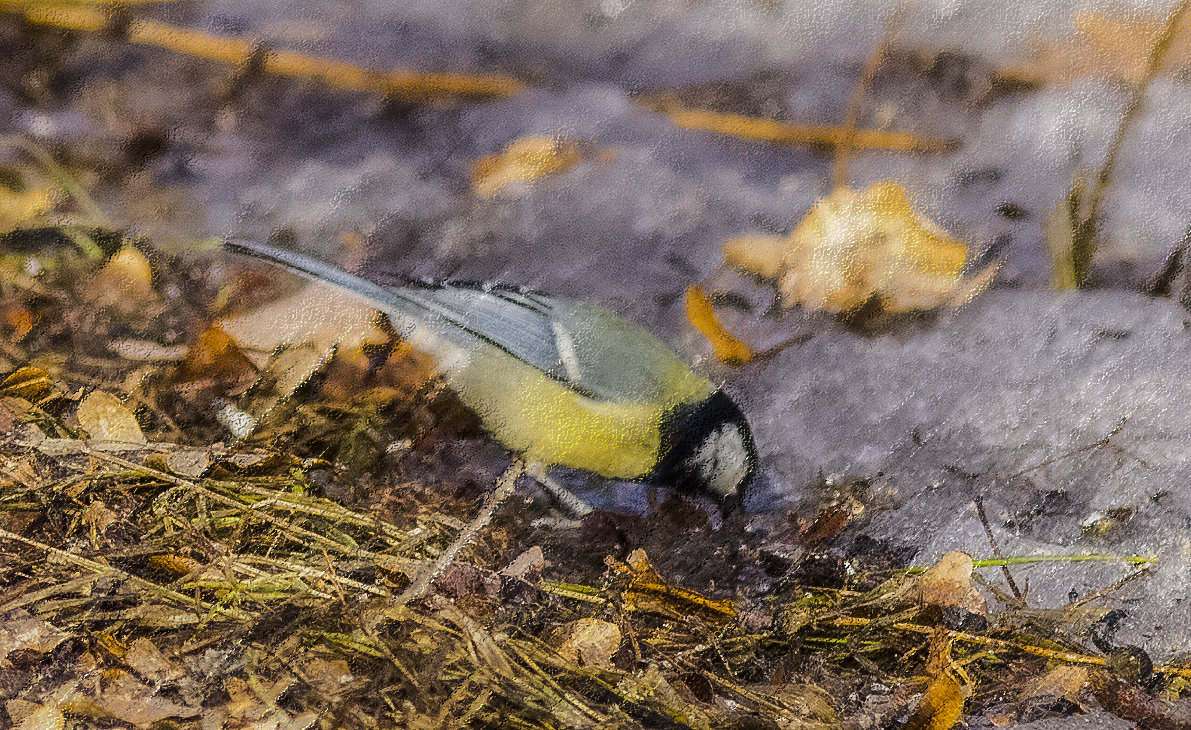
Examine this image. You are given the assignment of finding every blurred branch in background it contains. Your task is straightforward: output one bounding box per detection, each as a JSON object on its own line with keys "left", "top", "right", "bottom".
{"left": 638, "top": 96, "right": 957, "bottom": 154}
{"left": 0, "top": 0, "right": 529, "bottom": 102}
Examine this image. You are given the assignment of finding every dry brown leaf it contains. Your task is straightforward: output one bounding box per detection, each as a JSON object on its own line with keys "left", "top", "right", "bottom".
{"left": 12, "top": 702, "right": 64, "bottom": 730}
{"left": 0, "top": 609, "right": 70, "bottom": 658}
{"left": 218, "top": 282, "right": 384, "bottom": 357}
{"left": 1022, "top": 664, "right": 1089, "bottom": 705}
{"left": 501, "top": 545, "right": 546, "bottom": 581}
{"left": 83, "top": 245, "right": 157, "bottom": 311}
{"left": 124, "top": 638, "right": 183, "bottom": 686}
{"left": 0, "top": 454, "right": 38, "bottom": 487}
{"left": 2, "top": 301, "right": 34, "bottom": 342}
{"left": 162, "top": 448, "right": 213, "bottom": 478}
{"left": 903, "top": 672, "right": 969, "bottom": 730}
{"left": 0, "top": 396, "right": 31, "bottom": 433}
{"left": 725, "top": 182, "right": 988, "bottom": 314}
{"left": 80, "top": 499, "right": 118, "bottom": 546}
{"left": 76, "top": 390, "right": 146, "bottom": 447}
{"left": 217, "top": 282, "right": 391, "bottom": 432}
{"left": 917, "top": 551, "right": 988, "bottom": 616}
{"left": 299, "top": 658, "right": 354, "bottom": 695}
{"left": 554, "top": 618, "right": 622, "bottom": 669}
{"left": 62, "top": 669, "right": 199, "bottom": 725}
{"left": 172, "top": 326, "right": 257, "bottom": 387}
{"left": 471, "top": 135, "right": 590, "bottom": 198}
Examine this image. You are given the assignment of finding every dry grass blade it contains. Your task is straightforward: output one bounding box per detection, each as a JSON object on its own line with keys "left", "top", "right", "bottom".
{"left": 1048, "top": 0, "right": 1191, "bottom": 289}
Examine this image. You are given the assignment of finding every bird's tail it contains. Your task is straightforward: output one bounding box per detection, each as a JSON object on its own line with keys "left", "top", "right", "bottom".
{"left": 223, "top": 239, "right": 397, "bottom": 306}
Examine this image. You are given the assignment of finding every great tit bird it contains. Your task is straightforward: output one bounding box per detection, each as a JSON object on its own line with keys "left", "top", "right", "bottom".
{"left": 224, "top": 239, "right": 757, "bottom": 512}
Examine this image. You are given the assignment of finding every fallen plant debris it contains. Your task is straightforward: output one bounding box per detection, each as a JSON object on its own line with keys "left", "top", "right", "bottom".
{"left": 470, "top": 136, "right": 599, "bottom": 199}
{"left": 636, "top": 95, "right": 958, "bottom": 154}
{"left": 722, "top": 181, "right": 997, "bottom": 316}
{"left": 0, "top": 234, "right": 1184, "bottom": 728}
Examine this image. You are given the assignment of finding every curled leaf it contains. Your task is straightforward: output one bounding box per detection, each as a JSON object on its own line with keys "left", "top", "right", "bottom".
{"left": 2, "top": 366, "right": 54, "bottom": 401}
{"left": 725, "top": 182, "right": 988, "bottom": 314}
{"left": 917, "top": 551, "right": 988, "bottom": 616}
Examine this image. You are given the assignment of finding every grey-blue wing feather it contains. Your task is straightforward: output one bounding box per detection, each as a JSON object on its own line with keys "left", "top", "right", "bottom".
{"left": 387, "top": 282, "right": 571, "bottom": 382}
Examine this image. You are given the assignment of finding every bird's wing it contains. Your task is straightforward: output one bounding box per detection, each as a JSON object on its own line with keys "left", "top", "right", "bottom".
{"left": 399, "top": 281, "right": 704, "bottom": 405}
{"left": 224, "top": 240, "right": 668, "bottom": 401}
{"left": 225, "top": 240, "right": 580, "bottom": 386}
{"left": 388, "top": 281, "right": 580, "bottom": 387}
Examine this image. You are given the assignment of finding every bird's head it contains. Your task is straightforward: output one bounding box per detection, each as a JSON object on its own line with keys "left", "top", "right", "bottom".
{"left": 653, "top": 389, "right": 757, "bottom": 515}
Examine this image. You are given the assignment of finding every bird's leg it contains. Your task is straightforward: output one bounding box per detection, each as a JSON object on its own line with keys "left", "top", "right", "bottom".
{"left": 394, "top": 459, "right": 524, "bottom": 605}
{"left": 525, "top": 461, "right": 593, "bottom": 519}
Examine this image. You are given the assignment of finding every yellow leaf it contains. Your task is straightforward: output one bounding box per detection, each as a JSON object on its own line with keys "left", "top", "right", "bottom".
{"left": 903, "top": 672, "right": 969, "bottom": 730}
{"left": 76, "top": 390, "right": 146, "bottom": 447}
{"left": 84, "top": 245, "right": 157, "bottom": 310}
{"left": 618, "top": 549, "right": 736, "bottom": 619}
{"left": 554, "top": 618, "right": 622, "bottom": 668}
{"left": 723, "top": 233, "right": 789, "bottom": 279}
{"left": 725, "top": 182, "right": 981, "bottom": 314}
{"left": 471, "top": 135, "right": 588, "bottom": 198}
{"left": 1, "top": 366, "right": 53, "bottom": 401}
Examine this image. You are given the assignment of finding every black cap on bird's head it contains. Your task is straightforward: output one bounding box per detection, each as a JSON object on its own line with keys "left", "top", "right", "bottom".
{"left": 653, "top": 389, "right": 757, "bottom": 515}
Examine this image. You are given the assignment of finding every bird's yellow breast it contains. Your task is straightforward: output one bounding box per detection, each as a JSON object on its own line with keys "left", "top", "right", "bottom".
{"left": 448, "top": 347, "right": 714, "bottom": 480}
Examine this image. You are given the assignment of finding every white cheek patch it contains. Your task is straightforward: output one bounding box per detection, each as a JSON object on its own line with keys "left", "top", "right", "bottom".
{"left": 688, "top": 423, "right": 751, "bottom": 498}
